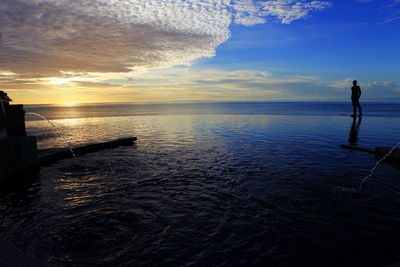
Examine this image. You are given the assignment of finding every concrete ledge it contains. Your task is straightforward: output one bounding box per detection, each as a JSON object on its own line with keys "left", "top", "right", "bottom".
{"left": 0, "top": 136, "right": 37, "bottom": 163}
{"left": 0, "top": 137, "right": 137, "bottom": 185}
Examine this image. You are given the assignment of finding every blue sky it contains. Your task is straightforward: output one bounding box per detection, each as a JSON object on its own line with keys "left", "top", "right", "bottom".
{"left": 203, "top": 0, "right": 400, "bottom": 96}
{"left": 0, "top": 0, "right": 399, "bottom": 104}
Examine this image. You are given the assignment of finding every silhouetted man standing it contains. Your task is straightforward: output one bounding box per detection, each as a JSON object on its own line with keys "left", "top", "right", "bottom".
{"left": 351, "top": 80, "right": 362, "bottom": 117}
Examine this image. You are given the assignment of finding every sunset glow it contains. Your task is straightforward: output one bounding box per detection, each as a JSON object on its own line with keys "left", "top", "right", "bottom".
{"left": 1, "top": 0, "right": 399, "bottom": 104}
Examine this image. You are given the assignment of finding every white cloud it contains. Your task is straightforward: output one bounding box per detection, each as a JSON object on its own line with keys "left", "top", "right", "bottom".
{"left": 0, "top": 71, "right": 17, "bottom": 77}
{"left": 366, "top": 81, "right": 397, "bottom": 89}
{"left": 110, "top": 68, "right": 326, "bottom": 101}
{"left": 384, "top": 16, "right": 400, "bottom": 23}
{"left": 0, "top": 0, "right": 331, "bottom": 78}
{"left": 5, "top": 65, "right": 399, "bottom": 102}
{"left": 328, "top": 78, "right": 354, "bottom": 89}
{"left": 259, "top": 0, "right": 332, "bottom": 24}
{"left": 329, "top": 79, "right": 398, "bottom": 91}
{"left": 326, "top": 78, "right": 400, "bottom": 101}
{"left": 233, "top": 0, "right": 332, "bottom": 26}
{"left": 232, "top": 0, "right": 267, "bottom": 26}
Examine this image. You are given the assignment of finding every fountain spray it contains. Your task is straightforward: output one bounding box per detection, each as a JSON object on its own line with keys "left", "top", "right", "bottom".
{"left": 26, "top": 112, "right": 77, "bottom": 160}
{"left": 359, "top": 139, "right": 400, "bottom": 192}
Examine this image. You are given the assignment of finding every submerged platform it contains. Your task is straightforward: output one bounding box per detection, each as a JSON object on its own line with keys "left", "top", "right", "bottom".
{"left": 0, "top": 137, "right": 137, "bottom": 185}
{"left": 340, "top": 144, "right": 400, "bottom": 164}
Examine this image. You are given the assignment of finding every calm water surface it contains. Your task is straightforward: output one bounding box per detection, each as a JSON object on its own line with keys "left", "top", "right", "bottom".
{"left": 1, "top": 102, "right": 400, "bottom": 266}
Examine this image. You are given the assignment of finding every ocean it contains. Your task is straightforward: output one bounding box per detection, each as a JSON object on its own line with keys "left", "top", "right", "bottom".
{"left": 1, "top": 102, "right": 400, "bottom": 266}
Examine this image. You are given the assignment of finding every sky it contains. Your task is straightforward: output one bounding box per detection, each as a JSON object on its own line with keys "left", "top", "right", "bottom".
{"left": 0, "top": 0, "right": 399, "bottom": 104}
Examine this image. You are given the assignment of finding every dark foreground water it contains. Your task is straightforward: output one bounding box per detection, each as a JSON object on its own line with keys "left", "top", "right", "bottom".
{"left": 1, "top": 102, "right": 400, "bottom": 266}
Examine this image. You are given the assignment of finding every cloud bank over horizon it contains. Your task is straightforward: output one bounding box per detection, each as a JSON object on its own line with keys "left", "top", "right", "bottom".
{"left": 0, "top": 0, "right": 331, "bottom": 77}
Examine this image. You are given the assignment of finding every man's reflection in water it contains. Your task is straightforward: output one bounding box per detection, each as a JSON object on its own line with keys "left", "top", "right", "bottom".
{"left": 349, "top": 116, "right": 362, "bottom": 145}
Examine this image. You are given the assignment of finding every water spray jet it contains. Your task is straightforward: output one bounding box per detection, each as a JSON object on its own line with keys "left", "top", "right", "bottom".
{"left": 26, "top": 112, "right": 77, "bottom": 160}
{"left": 0, "top": 90, "right": 136, "bottom": 185}
{"left": 340, "top": 142, "right": 400, "bottom": 191}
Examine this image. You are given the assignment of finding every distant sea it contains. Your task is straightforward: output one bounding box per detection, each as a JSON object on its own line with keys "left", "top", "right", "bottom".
{"left": 2, "top": 102, "right": 400, "bottom": 266}
{"left": 24, "top": 101, "right": 400, "bottom": 121}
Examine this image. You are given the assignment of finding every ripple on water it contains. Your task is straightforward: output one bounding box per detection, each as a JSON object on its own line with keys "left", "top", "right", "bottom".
{"left": 2, "top": 114, "right": 400, "bottom": 266}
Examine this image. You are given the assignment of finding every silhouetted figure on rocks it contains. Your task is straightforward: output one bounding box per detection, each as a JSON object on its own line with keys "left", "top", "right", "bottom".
{"left": 351, "top": 80, "right": 362, "bottom": 117}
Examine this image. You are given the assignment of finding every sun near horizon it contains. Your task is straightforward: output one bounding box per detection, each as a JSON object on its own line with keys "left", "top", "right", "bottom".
{"left": 1, "top": 0, "right": 399, "bottom": 105}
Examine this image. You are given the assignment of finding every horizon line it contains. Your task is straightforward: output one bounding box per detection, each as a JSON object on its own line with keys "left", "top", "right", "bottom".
{"left": 21, "top": 100, "right": 400, "bottom": 106}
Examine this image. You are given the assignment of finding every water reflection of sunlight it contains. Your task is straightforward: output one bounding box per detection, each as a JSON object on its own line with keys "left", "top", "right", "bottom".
{"left": 62, "top": 118, "right": 82, "bottom": 126}
{"left": 55, "top": 177, "right": 102, "bottom": 208}
{"left": 63, "top": 194, "right": 93, "bottom": 208}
